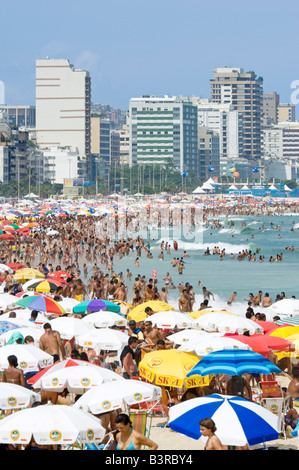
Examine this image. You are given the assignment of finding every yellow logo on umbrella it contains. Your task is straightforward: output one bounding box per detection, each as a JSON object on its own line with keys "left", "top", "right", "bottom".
{"left": 102, "top": 401, "right": 111, "bottom": 410}
{"left": 134, "top": 393, "right": 142, "bottom": 401}
{"left": 11, "top": 430, "right": 19, "bottom": 441}
{"left": 52, "top": 377, "right": 59, "bottom": 386}
{"left": 87, "top": 429, "right": 94, "bottom": 441}
{"left": 50, "top": 430, "right": 61, "bottom": 442}
{"left": 19, "top": 361, "right": 27, "bottom": 370}
{"left": 7, "top": 396, "right": 17, "bottom": 407}
{"left": 184, "top": 363, "right": 197, "bottom": 373}
{"left": 81, "top": 377, "right": 90, "bottom": 386}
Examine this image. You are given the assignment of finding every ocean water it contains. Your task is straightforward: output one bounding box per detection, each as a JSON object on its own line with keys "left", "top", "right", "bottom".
{"left": 103, "top": 213, "right": 299, "bottom": 315}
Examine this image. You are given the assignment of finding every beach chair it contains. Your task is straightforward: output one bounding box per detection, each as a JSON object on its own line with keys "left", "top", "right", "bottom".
{"left": 129, "top": 410, "right": 153, "bottom": 448}
{"left": 260, "top": 396, "right": 287, "bottom": 438}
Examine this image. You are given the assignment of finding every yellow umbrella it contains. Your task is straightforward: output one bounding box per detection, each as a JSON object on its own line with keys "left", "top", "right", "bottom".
{"left": 112, "top": 300, "right": 133, "bottom": 316}
{"left": 138, "top": 349, "right": 210, "bottom": 389}
{"left": 13, "top": 268, "right": 45, "bottom": 282}
{"left": 127, "top": 301, "right": 174, "bottom": 322}
{"left": 187, "top": 309, "right": 236, "bottom": 320}
{"left": 269, "top": 326, "right": 299, "bottom": 339}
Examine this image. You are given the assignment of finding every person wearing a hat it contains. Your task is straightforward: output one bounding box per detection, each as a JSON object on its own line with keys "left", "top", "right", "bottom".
{"left": 127, "top": 320, "right": 144, "bottom": 343}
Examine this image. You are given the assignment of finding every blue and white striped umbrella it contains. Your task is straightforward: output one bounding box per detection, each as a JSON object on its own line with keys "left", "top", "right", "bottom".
{"left": 186, "top": 349, "right": 282, "bottom": 377}
{"left": 169, "top": 394, "right": 280, "bottom": 446}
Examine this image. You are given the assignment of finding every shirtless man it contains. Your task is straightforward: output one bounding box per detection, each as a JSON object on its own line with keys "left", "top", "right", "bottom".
{"left": 114, "top": 283, "right": 127, "bottom": 302}
{"left": 39, "top": 323, "right": 66, "bottom": 362}
{"left": 178, "top": 289, "right": 192, "bottom": 313}
{"left": 143, "top": 320, "right": 165, "bottom": 344}
{"left": 287, "top": 367, "right": 299, "bottom": 402}
{"left": 261, "top": 293, "right": 272, "bottom": 308}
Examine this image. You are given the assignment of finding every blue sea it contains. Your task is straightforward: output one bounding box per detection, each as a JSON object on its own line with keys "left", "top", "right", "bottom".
{"left": 100, "top": 213, "right": 299, "bottom": 316}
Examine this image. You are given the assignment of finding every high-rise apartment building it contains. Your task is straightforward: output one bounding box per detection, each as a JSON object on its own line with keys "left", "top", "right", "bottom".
{"left": 128, "top": 95, "right": 198, "bottom": 174}
{"left": 210, "top": 67, "right": 263, "bottom": 161}
{"left": 35, "top": 59, "right": 91, "bottom": 176}
{"left": 262, "top": 92, "right": 280, "bottom": 125}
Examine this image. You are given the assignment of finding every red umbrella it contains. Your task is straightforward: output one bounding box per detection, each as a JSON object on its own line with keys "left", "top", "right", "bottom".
{"left": 0, "top": 234, "right": 14, "bottom": 240}
{"left": 255, "top": 321, "right": 278, "bottom": 334}
{"left": 27, "top": 358, "right": 91, "bottom": 386}
{"left": 7, "top": 263, "right": 26, "bottom": 272}
{"left": 232, "top": 336, "right": 270, "bottom": 358}
{"left": 47, "top": 270, "right": 72, "bottom": 280}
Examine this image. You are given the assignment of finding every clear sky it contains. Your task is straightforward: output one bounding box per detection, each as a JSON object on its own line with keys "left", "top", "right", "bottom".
{"left": 2, "top": 0, "right": 299, "bottom": 112}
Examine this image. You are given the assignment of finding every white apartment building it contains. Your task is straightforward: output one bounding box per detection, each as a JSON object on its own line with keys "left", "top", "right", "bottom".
{"left": 262, "top": 127, "right": 283, "bottom": 159}
{"left": 35, "top": 59, "right": 91, "bottom": 176}
{"left": 43, "top": 146, "right": 85, "bottom": 185}
{"left": 114, "top": 124, "right": 130, "bottom": 166}
{"left": 185, "top": 97, "right": 243, "bottom": 160}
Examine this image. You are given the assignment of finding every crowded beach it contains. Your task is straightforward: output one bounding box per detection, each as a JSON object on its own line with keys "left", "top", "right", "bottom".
{"left": 0, "top": 194, "right": 297, "bottom": 450}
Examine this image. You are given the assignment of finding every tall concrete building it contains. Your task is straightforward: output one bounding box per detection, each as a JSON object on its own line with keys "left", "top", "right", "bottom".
{"left": 128, "top": 95, "right": 198, "bottom": 174}
{"left": 262, "top": 92, "right": 280, "bottom": 125}
{"left": 277, "top": 103, "right": 296, "bottom": 123}
{"left": 35, "top": 59, "right": 91, "bottom": 177}
{"left": 210, "top": 67, "right": 263, "bottom": 161}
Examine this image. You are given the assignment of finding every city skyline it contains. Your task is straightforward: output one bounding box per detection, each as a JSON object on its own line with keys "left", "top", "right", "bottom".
{"left": 1, "top": 0, "right": 299, "bottom": 113}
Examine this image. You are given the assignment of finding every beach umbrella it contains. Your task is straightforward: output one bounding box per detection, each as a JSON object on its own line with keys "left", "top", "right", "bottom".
{"left": 47, "top": 270, "right": 72, "bottom": 280}
{"left": 0, "top": 327, "right": 43, "bottom": 346}
{"left": 0, "top": 234, "right": 14, "bottom": 240}
{"left": 6, "top": 263, "right": 26, "bottom": 272}
{"left": 187, "top": 309, "right": 221, "bottom": 320}
{"left": 73, "top": 380, "right": 162, "bottom": 415}
{"left": 168, "top": 394, "right": 280, "bottom": 446}
{"left": 48, "top": 317, "right": 94, "bottom": 340}
{"left": 146, "top": 311, "right": 195, "bottom": 329}
{"left": 25, "top": 279, "right": 64, "bottom": 293}
{"left": 13, "top": 295, "right": 66, "bottom": 315}
{"left": 127, "top": 301, "right": 175, "bottom": 321}
{"left": 57, "top": 298, "right": 80, "bottom": 314}
{"left": 0, "top": 308, "right": 48, "bottom": 325}
{"left": 255, "top": 320, "right": 278, "bottom": 334}
{"left": 15, "top": 291, "right": 43, "bottom": 298}
{"left": 186, "top": 349, "right": 282, "bottom": 377}
{"left": 0, "top": 383, "right": 41, "bottom": 410}
{"left": 275, "top": 317, "right": 299, "bottom": 327}
{"left": 232, "top": 334, "right": 293, "bottom": 354}
{"left": 0, "top": 405, "right": 105, "bottom": 446}
{"left": 27, "top": 358, "right": 97, "bottom": 388}
{"left": 0, "top": 344, "right": 53, "bottom": 373}
{"left": 0, "top": 294, "right": 20, "bottom": 310}
{"left": 138, "top": 349, "right": 210, "bottom": 389}
{"left": 112, "top": 300, "right": 133, "bottom": 316}
{"left": 194, "top": 312, "right": 263, "bottom": 335}
{"left": 166, "top": 329, "right": 210, "bottom": 345}
{"left": 267, "top": 325, "right": 299, "bottom": 338}
{"left": 77, "top": 328, "right": 129, "bottom": 351}
{"left": 178, "top": 336, "right": 251, "bottom": 357}
{"left": 73, "top": 299, "right": 121, "bottom": 314}
{"left": 38, "top": 365, "right": 124, "bottom": 394}
{"left": 0, "top": 264, "right": 13, "bottom": 274}
{"left": 267, "top": 299, "right": 299, "bottom": 316}
{"left": 13, "top": 268, "right": 45, "bottom": 282}
{"left": 82, "top": 311, "right": 127, "bottom": 328}
{"left": 0, "top": 320, "right": 21, "bottom": 335}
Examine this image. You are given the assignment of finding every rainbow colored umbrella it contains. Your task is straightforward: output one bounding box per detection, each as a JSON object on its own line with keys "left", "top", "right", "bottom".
{"left": 73, "top": 299, "right": 121, "bottom": 314}
{"left": 13, "top": 295, "right": 65, "bottom": 315}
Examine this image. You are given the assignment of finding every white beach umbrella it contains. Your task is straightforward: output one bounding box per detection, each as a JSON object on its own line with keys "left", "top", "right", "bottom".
{"left": 39, "top": 364, "right": 124, "bottom": 394}
{"left": 0, "top": 264, "right": 13, "bottom": 274}
{"left": 0, "top": 327, "right": 43, "bottom": 346}
{"left": 0, "top": 309, "right": 48, "bottom": 325}
{"left": 178, "top": 336, "right": 252, "bottom": 356}
{"left": 73, "top": 380, "right": 161, "bottom": 414}
{"left": 267, "top": 298, "right": 299, "bottom": 316}
{"left": 77, "top": 327, "right": 129, "bottom": 351}
{"left": 0, "top": 404, "right": 105, "bottom": 446}
{"left": 0, "top": 383, "right": 41, "bottom": 410}
{"left": 48, "top": 317, "right": 94, "bottom": 340}
{"left": 166, "top": 329, "right": 210, "bottom": 345}
{"left": 57, "top": 298, "right": 80, "bottom": 314}
{"left": 82, "top": 311, "right": 127, "bottom": 328}
{"left": 0, "top": 344, "right": 53, "bottom": 373}
{"left": 0, "top": 294, "right": 19, "bottom": 310}
{"left": 147, "top": 311, "right": 194, "bottom": 329}
{"left": 194, "top": 312, "right": 263, "bottom": 335}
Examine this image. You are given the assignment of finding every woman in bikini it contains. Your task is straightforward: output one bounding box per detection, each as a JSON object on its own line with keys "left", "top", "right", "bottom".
{"left": 2, "top": 355, "right": 25, "bottom": 387}
{"left": 114, "top": 413, "right": 158, "bottom": 450}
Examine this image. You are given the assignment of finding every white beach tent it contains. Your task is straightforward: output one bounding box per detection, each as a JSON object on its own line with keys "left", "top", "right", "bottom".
{"left": 201, "top": 182, "right": 214, "bottom": 191}
{"left": 269, "top": 185, "right": 277, "bottom": 190}
{"left": 192, "top": 186, "right": 206, "bottom": 194}
{"left": 284, "top": 184, "right": 291, "bottom": 192}
{"left": 228, "top": 184, "right": 238, "bottom": 191}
